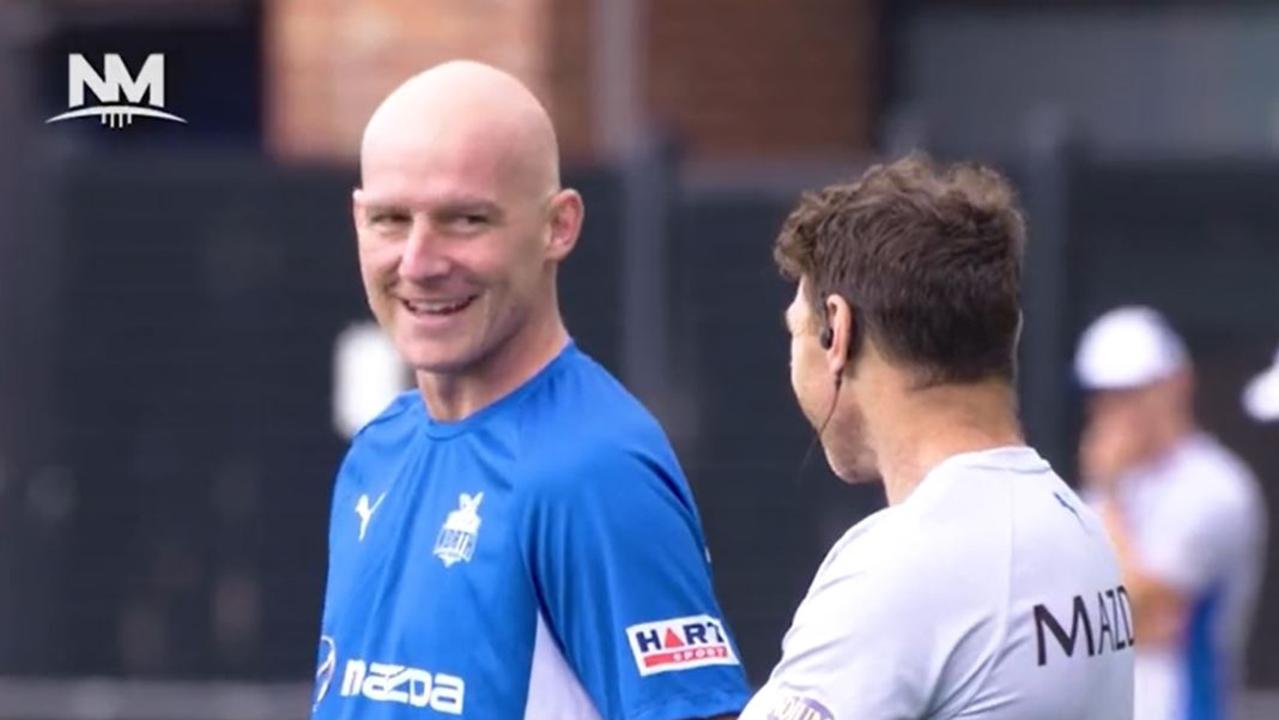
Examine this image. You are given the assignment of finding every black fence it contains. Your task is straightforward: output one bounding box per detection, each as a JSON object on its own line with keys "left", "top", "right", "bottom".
{"left": 0, "top": 148, "right": 1276, "bottom": 689}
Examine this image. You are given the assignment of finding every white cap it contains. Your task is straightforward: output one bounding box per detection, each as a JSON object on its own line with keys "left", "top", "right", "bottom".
{"left": 1242, "top": 345, "right": 1279, "bottom": 422}
{"left": 1075, "top": 306, "right": 1188, "bottom": 390}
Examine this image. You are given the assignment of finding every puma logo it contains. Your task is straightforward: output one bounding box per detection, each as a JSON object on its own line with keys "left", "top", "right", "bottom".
{"left": 355, "top": 492, "right": 388, "bottom": 542}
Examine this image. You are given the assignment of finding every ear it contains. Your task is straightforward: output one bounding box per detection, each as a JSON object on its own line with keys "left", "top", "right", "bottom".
{"left": 352, "top": 188, "right": 366, "bottom": 232}
{"left": 824, "top": 293, "right": 854, "bottom": 376}
{"left": 545, "top": 188, "right": 584, "bottom": 261}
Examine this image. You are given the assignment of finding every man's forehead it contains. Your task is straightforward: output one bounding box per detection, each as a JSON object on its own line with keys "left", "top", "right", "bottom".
{"left": 359, "top": 62, "right": 561, "bottom": 200}
{"left": 358, "top": 185, "right": 500, "bottom": 209}
{"left": 359, "top": 147, "right": 509, "bottom": 205}
{"left": 360, "top": 135, "right": 542, "bottom": 206}
{"left": 363, "top": 131, "right": 499, "bottom": 176}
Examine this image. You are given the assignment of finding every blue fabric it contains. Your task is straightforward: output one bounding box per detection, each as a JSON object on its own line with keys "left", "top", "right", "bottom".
{"left": 1184, "top": 584, "right": 1225, "bottom": 720}
{"left": 312, "top": 342, "right": 750, "bottom": 719}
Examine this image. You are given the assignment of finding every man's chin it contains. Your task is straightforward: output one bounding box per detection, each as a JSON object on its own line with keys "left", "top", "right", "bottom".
{"left": 824, "top": 448, "right": 879, "bottom": 486}
{"left": 832, "top": 467, "right": 882, "bottom": 486}
{"left": 398, "top": 341, "right": 479, "bottom": 376}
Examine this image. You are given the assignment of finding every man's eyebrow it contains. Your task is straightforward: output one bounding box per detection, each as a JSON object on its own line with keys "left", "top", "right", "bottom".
{"left": 359, "top": 196, "right": 411, "bottom": 211}
{"left": 359, "top": 196, "right": 503, "bottom": 214}
{"left": 434, "top": 198, "right": 502, "bottom": 213}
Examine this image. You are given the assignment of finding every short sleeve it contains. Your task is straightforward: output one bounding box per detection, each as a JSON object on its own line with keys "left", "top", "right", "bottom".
{"left": 740, "top": 562, "right": 933, "bottom": 720}
{"left": 520, "top": 445, "right": 750, "bottom": 720}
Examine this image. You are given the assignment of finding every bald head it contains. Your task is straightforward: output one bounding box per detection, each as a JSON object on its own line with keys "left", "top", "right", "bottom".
{"left": 352, "top": 61, "right": 585, "bottom": 401}
{"left": 360, "top": 61, "right": 561, "bottom": 200}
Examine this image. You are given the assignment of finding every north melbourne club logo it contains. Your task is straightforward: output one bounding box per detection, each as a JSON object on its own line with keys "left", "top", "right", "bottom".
{"left": 433, "top": 492, "right": 483, "bottom": 567}
{"left": 625, "top": 614, "right": 739, "bottom": 676}
{"left": 46, "top": 54, "right": 187, "bottom": 129}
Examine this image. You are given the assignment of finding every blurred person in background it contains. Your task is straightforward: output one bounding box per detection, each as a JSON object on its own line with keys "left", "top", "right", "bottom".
{"left": 1076, "top": 306, "right": 1268, "bottom": 720}
{"left": 1242, "top": 344, "right": 1279, "bottom": 423}
{"left": 311, "top": 60, "right": 749, "bottom": 719}
{"left": 740, "top": 156, "right": 1134, "bottom": 720}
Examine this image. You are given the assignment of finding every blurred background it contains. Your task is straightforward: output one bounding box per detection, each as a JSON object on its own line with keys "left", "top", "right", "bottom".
{"left": 0, "top": 0, "right": 1276, "bottom": 717}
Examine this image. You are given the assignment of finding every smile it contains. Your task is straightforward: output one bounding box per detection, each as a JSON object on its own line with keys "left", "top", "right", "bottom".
{"left": 400, "top": 295, "right": 478, "bottom": 316}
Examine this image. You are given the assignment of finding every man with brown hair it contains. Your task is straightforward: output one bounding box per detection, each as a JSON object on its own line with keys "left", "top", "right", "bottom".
{"left": 739, "top": 156, "right": 1134, "bottom": 719}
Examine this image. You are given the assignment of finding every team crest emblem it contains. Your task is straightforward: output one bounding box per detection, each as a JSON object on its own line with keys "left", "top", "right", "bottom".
{"left": 433, "top": 492, "right": 483, "bottom": 567}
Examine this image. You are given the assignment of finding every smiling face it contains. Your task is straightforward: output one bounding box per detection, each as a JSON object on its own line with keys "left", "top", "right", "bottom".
{"left": 354, "top": 154, "right": 556, "bottom": 375}
{"left": 353, "top": 62, "right": 578, "bottom": 376}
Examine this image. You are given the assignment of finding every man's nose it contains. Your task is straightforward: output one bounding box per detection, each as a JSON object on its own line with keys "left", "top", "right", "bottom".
{"left": 398, "top": 217, "right": 451, "bottom": 281}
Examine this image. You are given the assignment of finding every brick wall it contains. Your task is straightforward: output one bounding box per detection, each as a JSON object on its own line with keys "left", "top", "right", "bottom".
{"left": 645, "top": 0, "right": 877, "bottom": 160}
{"left": 264, "top": 0, "right": 553, "bottom": 162}
{"left": 545, "top": 0, "right": 595, "bottom": 163}
{"left": 265, "top": 0, "right": 877, "bottom": 163}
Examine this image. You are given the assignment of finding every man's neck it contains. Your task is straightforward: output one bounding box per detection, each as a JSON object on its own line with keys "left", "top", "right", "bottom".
{"left": 417, "top": 308, "right": 569, "bottom": 422}
{"left": 866, "top": 378, "right": 1024, "bottom": 506}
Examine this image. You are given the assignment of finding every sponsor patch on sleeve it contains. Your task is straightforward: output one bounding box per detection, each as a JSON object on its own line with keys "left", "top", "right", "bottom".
{"left": 767, "top": 692, "right": 835, "bottom": 720}
{"left": 624, "top": 614, "right": 740, "bottom": 676}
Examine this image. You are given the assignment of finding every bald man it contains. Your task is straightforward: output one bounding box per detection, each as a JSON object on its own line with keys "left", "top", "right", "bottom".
{"left": 309, "top": 61, "right": 750, "bottom": 720}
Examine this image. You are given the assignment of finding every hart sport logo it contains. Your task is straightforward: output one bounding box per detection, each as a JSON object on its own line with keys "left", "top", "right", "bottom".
{"left": 46, "top": 54, "right": 186, "bottom": 129}
{"left": 625, "top": 614, "right": 739, "bottom": 676}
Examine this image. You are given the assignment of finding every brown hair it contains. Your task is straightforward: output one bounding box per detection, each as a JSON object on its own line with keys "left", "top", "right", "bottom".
{"left": 775, "top": 154, "right": 1026, "bottom": 385}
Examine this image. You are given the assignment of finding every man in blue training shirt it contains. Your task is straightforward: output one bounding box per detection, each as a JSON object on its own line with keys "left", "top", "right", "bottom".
{"left": 310, "top": 60, "right": 749, "bottom": 720}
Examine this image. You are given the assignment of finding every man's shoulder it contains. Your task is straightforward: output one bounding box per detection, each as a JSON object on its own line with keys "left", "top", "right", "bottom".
{"left": 350, "top": 390, "right": 420, "bottom": 442}
{"left": 817, "top": 507, "right": 969, "bottom": 601}
{"left": 515, "top": 355, "right": 690, "bottom": 515}
{"left": 788, "top": 508, "right": 1003, "bottom": 677}
{"left": 543, "top": 347, "right": 666, "bottom": 433}
{"left": 518, "top": 426, "right": 683, "bottom": 513}
{"left": 1179, "top": 433, "right": 1257, "bottom": 487}
{"left": 1159, "top": 433, "right": 1261, "bottom": 516}
{"left": 817, "top": 465, "right": 1053, "bottom": 604}
{"left": 338, "top": 392, "right": 422, "bottom": 476}
{"left": 524, "top": 348, "right": 677, "bottom": 467}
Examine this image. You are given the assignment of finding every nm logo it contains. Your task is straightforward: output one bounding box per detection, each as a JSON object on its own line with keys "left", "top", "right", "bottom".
{"left": 46, "top": 54, "right": 186, "bottom": 129}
